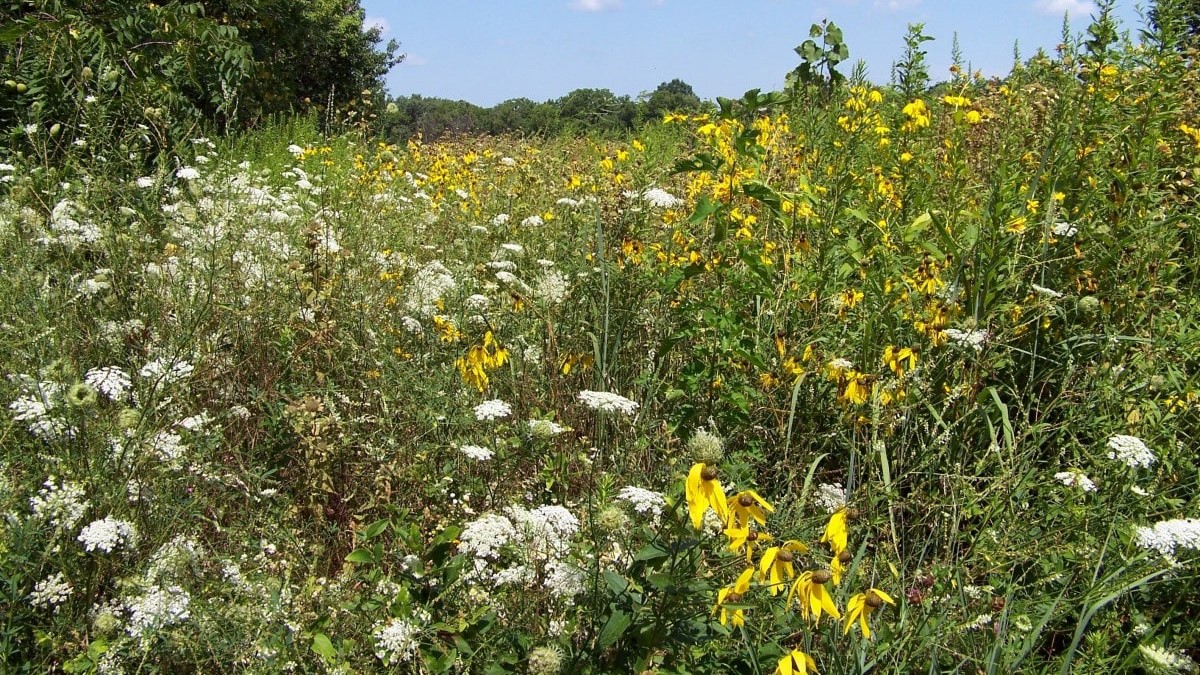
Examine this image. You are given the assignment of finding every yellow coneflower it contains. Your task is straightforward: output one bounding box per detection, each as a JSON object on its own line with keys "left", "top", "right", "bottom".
{"left": 844, "top": 588, "right": 896, "bottom": 638}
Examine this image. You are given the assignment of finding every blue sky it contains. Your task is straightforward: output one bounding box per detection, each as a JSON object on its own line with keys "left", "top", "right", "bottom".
{"left": 361, "top": 1, "right": 1146, "bottom": 106}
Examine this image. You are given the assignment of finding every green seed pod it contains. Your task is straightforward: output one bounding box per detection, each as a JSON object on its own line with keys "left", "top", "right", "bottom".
{"left": 16, "top": 83, "right": 28, "bottom": 94}
{"left": 49, "top": 123, "right": 62, "bottom": 137}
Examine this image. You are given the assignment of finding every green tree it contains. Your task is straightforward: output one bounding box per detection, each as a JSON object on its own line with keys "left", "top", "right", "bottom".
{"left": 642, "top": 78, "right": 703, "bottom": 122}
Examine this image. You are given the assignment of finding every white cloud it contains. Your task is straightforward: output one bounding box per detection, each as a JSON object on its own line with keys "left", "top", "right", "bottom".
{"left": 364, "top": 16, "right": 390, "bottom": 35}
{"left": 570, "top": 0, "right": 622, "bottom": 11}
{"left": 1033, "top": 0, "right": 1096, "bottom": 15}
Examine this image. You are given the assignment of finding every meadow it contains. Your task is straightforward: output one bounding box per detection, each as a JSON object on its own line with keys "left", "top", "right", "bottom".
{"left": 1, "top": 9, "right": 1199, "bottom": 675}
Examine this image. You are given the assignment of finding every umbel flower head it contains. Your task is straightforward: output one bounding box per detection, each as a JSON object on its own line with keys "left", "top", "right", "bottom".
{"left": 712, "top": 567, "right": 755, "bottom": 627}
{"left": 789, "top": 570, "right": 841, "bottom": 625}
{"left": 686, "top": 463, "right": 728, "bottom": 529}
{"left": 844, "top": 588, "right": 896, "bottom": 638}
{"left": 774, "top": 648, "right": 818, "bottom": 675}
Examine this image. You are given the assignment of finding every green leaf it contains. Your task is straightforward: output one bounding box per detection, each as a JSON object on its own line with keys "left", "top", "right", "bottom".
{"left": 634, "top": 543, "right": 668, "bottom": 562}
{"left": 345, "top": 548, "right": 375, "bottom": 564}
{"left": 598, "top": 609, "right": 632, "bottom": 648}
{"left": 603, "top": 570, "right": 629, "bottom": 595}
{"left": 362, "top": 518, "right": 389, "bottom": 540}
{"left": 311, "top": 633, "right": 336, "bottom": 661}
{"left": 688, "top": 196, "right": 721, "bottom": 225}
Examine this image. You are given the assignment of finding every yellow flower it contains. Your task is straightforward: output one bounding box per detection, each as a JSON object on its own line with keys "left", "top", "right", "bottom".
{"left": 788, "top": 570, "right": 841, "bottom": 625}
{"left": 830, "top": 550, "right": 851, "bottom": 585}
{"left": 844, "top": 588, "right": 896, "bottom": 638}
{"left": 841, "top": 371, "right": 870, "bottom": 406}
{"left": 820, "top": 509, "right": 849, "bottom": 555}
{"left": 774, "top": 648, "right": 818, "bottom": 675}
{"left": 726, "top": 490, "right": 774, "bottom": 529}
{"left": 882, "top": 345, "right": 917, "bottom": 378}
{"left": 758, "top": 540, "right": 808, "bottom": 595}
{"left": 712, "top": 567, "right": 755, "bottom": 627}
{"left": 725, "top": 524, "right": 773, "bottom": 563}
{"left": 686, "top": 463, "right": 729, "bottom": 530}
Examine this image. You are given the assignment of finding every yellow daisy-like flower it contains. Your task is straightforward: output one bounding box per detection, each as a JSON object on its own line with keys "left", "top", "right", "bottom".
{"left": 820, "top": 508, "right": 849, "bottom": 555}
{"left": 726, "top": 490, "right": 774, "bottom": 529}
{"left": 788, "top": 570, "right": 841, "bottom": 625}
{"left": 830, "top": 550, "right": 852, "bottom": 586}
{"left": 712, "top": 567, "right": 755, "bottom": 627}
{"left": 686, "top": 463, "right": 729, "bottom": 530}
{"left": 774, "top": 648, "right": 818, "bottom": 675}
{"left": 758, "top": 540, "right": 808, "bottom": 595}
{"left": 844, "top": 588, "right": 896, "bottom": 639}
{"left": 725, "top": 524, "right": 773, "bottom": 564}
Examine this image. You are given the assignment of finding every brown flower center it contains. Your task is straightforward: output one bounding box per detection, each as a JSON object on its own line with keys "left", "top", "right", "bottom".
{"left": 738, "top": 494, "right": 755, "bottom": 508}
{"left": 811, "top": 569, "right": 832, "bottom": 584}
{"left": 837, "top": 550, "right": 853, "bottom": 564}
{"left": 701, "top": 465, "right": 719, "bottom": 481}
{"left": 865, "top": 591, "right": 884, "bottom": 608}
{"left": 776, "top": 550, "right": 794, "bottom": 564}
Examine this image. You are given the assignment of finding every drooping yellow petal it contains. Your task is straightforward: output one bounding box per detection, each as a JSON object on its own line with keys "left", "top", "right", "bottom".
{"left": 820, "top": 509, "right": 849, "bottom": 554}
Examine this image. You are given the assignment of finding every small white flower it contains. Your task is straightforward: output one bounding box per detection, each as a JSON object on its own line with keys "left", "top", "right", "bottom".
{"left": 1134, "top": 518, "right": 1200, "bottom": 558}
{"left": 615, "top": 486, "right": 666, "bottom": 517}
{"left": 1138, "top": 644, "right": 1197, "bottom": 673}
{"left": 1107, "top": 434, "right": 1155, "bottom": 469}
{"left": 175, "top": 166, "right": 200, "bottom": 180}
{"left": 28, "top": 572, "right": 73, "bottom": 611}
{"left": 577, "top": 390, "right": 639, "bottom": 416}
{"left": 521, "top": 215, "right": 544, "bottom": 227}
{"left": 1054, "top": 470, "right": 1097, "bottom": 492}
{"left": 1051, "top": 221, "right": 1078, "bottom": 237}
{"left": 1032, "top": 284, "right": 1063, "bottom": 299}
{"left": 813, "top": 482, "right": 847, "bottom": 513}
{"left": 474, "top": 399, "right": 512, "bottom": 421}
{"left": 943, "top": 328, "right": 990, "bottom": 352}
{"left": 286, "top": 144, "right": 305, "bottom": 156}
{"left": 84, "top": 366, "right": 132, "bottom": 401}
{"left": 372, "top": 615, "right": 424, "bottom": 664}
{"left": 78, "top": 516, "right": 138, "bottom": 553}
{"left": 460, "top": 444, "right": 494, "bottom": 461}
{"left": 642, "top": 187, "right": 683, "bottom": 209}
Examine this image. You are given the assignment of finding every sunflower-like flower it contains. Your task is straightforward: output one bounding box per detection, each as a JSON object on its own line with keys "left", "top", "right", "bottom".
{"left": 844, "top": 588, "right": 896, "bottom": 639}
{"left": 725, "top": 524, "right": 773, "bottom": 564}
{"left": 830, "top": 549, "right": 852, "bottom": 586}
{"left": 686, "top": 463, "right": 728, "bottom": 530}
{"left": 726, "top": 489, "right": 774, "bottom": 529}
{"left": 712, "top": 567, "right": 755, "bottom": 627}
{"left": 759, "top": 540, "right": 808, "bottom": 595}
{"left": 774, "top": 648, "right": 818, "bottom": 675}
{"left": 820, "top": 508, "right": 849, "bottom": 555}
{"left": 788, "top": 570, "right": 841, "bottom": 625}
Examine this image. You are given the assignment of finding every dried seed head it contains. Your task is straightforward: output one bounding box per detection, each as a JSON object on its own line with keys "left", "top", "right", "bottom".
{"left": 701, "top": 465, "right": 719, "bottom": 482}
{"left": 866, "top": 591, "right": 884, "bottom": 608}
{"left": 811, "top": 569, "right": 832, "bottom": 584}
{"left": 738, "top": 494, "right": 755, "bottom": 508}
{"left": 838, "top": 550, "right": 853, "bottom": 564}
{"left": 746, "top": 531, "right": 759, "bottom": 542}
{"left": 777, "top": 549, "right": 795, "bottom": 564}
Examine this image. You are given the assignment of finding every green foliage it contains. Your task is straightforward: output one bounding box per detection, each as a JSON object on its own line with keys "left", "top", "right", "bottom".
{"left": 789, "top": 20, "right": 851, "bottom": 95}
{"left": 893, "top": 24, "right": 935, "bottom": 100}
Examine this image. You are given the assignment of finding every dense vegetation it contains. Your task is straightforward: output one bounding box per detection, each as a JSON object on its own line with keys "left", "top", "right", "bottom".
{"left": 1, "top": 1, "right": 1199, "bottom": 673}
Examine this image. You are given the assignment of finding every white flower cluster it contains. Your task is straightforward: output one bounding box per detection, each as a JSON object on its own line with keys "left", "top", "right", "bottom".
{"left": 535, "top": 270, "right": 570, "bottom": 304}
{"left": 943, "top": 328, "right": 990, "bottom": 352}
{"left": 1053, "top": 470, "right": 1097, "bottom": 493}
{"left": 9, "top": 379, "right": 72, "bottom": 440}
{"left": 459, "top": 444, "right": 494, "bottom": 461}
{"left": 1107, "top": 434, "right": 1156, "bottom": 469}
{"left": 78, "top": 516, "right": 138, "bottom": 553}
{"left": 577, "top": 390, "right": 639, "bottom": 416}
{"left": 139, "top": 357, "right": 194, "bottom": 386}
{"left": 84, "top": 366, "right": 132, "bottom": 401}
{"left": 458, "top": 513, "right": 518, "bottom": 560}
{"left": 42, "top": 199, "right": 101, "bottom": 250}
{"left": 405, "top": 261, "right": 457, "bottom": 317}
{"left": 458, "top": 504, "right": 584, "bottom": 597}
{"left": 642, "top": 187, "right": 683, "bottom": 209}
{"left": 1134, "top": 518, "right": 1200, "bottom": 558}
{"left": 30, "top": 477, "right": 89, "bottom": 529}
{"left": 812, "top": 482, "right": 847, "bottom": 514}
{"left": 615, "top": 486, "right": 666, "bottom": 517}
{"left": 28, "top": 572, "right": 72, "bottom": 611}
{"left": 474, "top": 399, "right": 512, "bottom": 421}
{"left": 1051, "top": 221, "right": 1078, "bottom": 237}
{"left": 527, "top": 419, "right": 568, "bottom": 438}
{"left": 1137, "top": 644, "right": 1197, "bottom": 673}
{"left": 373, "top": 613, "right": 426, "bottom": 664}
{"left": 124, "top": 584, "right": 190, "bottom": 635}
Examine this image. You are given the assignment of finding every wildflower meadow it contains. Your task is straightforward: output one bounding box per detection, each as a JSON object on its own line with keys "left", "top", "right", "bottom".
{"left": 1, "top": 2, "right": 1199, "bottom": 673}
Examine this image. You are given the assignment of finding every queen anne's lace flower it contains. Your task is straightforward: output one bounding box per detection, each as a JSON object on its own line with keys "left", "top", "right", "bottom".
{"left": 84, "top": 367, "right": 132, "bottom": 400}
{"left": 1107, "top": 435, "right": 1156, "bottom": 469}
{"left": 642, "top": 187, "right": 683, "bottom": 208}
{"left": 1134, "top": 518, "right": 1200, "bottom": 558}
{"left": 373, "top": 614, "right": 425, "bottom": 664}
{"left": 616, "top": 486, "right": 666, "bottom": 517}
{"left": 577, "top": 390, "right": 639, "bottom": 415}
{"left": 1054, "top": 470, "right": 1097, "bottom": 492}
{"left": 124, "top": 585, "right": 190, "bottom": 635}
{"left": 460, "top": 444, "right": 494, "bottom": 461}
{"left": 458, "top": 513, "right": 517, "bottom": 559}
{"left": 943, "top": 328, "right": 989, "bottom": 352}
{"left": 78, "top": 516, "right": 138, "bottom": 553}
{"left": 28, "top": 572, "right": 72, "bottom": 611}
{"left": 473, "top": 399, "right": 512, "bottom": 421}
